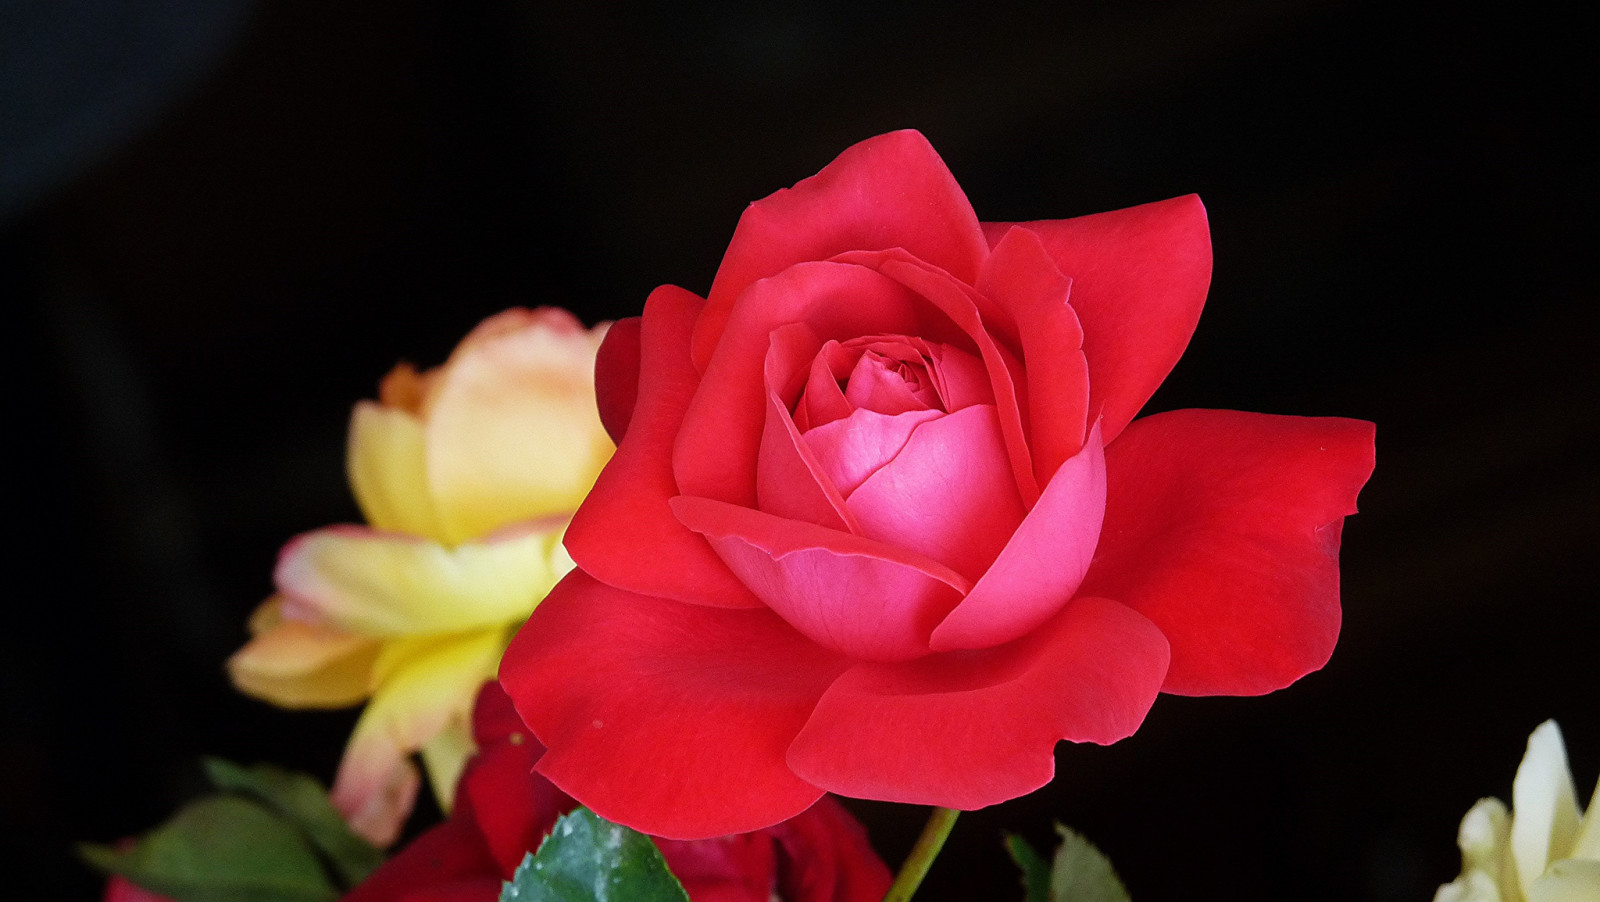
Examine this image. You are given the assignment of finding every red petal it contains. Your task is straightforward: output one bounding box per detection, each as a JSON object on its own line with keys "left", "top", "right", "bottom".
{"left": 459, "top": 685, "right": 573, "bottom": 878}
{"left": 756, "top": 324, "right": 854, "bottom": 531}
{"left": 930, "top": 423, "right": 1106, "bottom": 651}
{"left": 594, "top": 316, "right": 642, "bottom": 444}
{"left": 984, "top": 194, "right": 1211, "bottom": 444}
{"left": 977, "top": 226, "right": 1090, "bottom": 484}
{"left": 769, "top": 797, "right": 894, "bottom": 902}
{"left": 654, "top": 833, "right": 777, "bottom": 902}
{"left": 674, "top": 262, "right": 924, "bottom": 508}
{"left": 694, "top": 130, "right": 989, "bottom": 370}
{"left": 845, "top": 405, "right": 1027, "bottom": 584}
{"left": 565, "top": 285, "right": 761, "bottom": 609}
{"left": 499, "top": 571, "right": 847, "bottom": 839}
{"left": 1080, "top": 410, "right": 1376, "bottom": 695}
{"left": 787, "top": 596, "right": 1169, "bottom": 808}
{"left": 671, "top": 496, "right": 970, "bottom": 662}
{"left": 836, "top": 249, "right": 1039, "bottom": 505}
{"left": 342, "top": 818, "right": 498, "bottom": 902}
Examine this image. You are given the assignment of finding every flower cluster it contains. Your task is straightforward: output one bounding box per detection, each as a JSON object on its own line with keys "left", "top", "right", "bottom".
{"left": 92, "top": 130, "right": 1378, "bottom": 902}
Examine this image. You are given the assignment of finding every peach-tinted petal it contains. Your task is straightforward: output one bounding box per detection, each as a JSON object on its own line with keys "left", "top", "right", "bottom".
{"left": 422, "top": 308, "right": 612, "bottom": 544}
{"left": 275, "top": 525, "right": 569, "bottom": 636}
{"left": 227, "top": 609, "right": 381, "bottom": 709}
{"left": 347, "top": 401, "right": 444, "bottom": 538}
{"left": 333, "top": 629, "right": 506, "bottom": 845}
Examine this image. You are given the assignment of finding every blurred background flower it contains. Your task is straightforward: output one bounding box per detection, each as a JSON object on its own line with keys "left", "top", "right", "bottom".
{"left": 227, "top": 308, "right": 610, "bottom": 846}
{"left": 5, "top": 0, "right": 1593, "bottom": 898}
{"left": 1436, "top": 721, "right": 1599, "bottom": 902}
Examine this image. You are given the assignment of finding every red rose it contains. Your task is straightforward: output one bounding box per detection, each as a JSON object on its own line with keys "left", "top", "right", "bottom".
{"left": 343, "top": 683, "right": 891, "bottom": 902}
{"left": 500, "top": 130, "right": 1376, "bottom": 838}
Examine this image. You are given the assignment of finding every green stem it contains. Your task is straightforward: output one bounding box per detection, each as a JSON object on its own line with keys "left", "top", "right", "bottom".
{"left": 883, "top": 807, "right": 960, "bottom": 902}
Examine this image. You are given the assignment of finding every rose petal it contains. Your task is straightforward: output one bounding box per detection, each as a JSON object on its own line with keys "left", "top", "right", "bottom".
{"left": 796, "top": 341, "right": 856, "bottom": 430}
{"left": 422, "top": 307, "right": 613, "bottom": 544}
{"left": 1078, "top": 409, "right": 1376, "bottom": 695}
{"left": 594, "top": 315, "right": 642, "bottom": 443}
{"left": 695, "top": 130, "right": 989, "bottom": 369}
{"left": 845, "top": 404, "right": 1027, "bottom": 584}
{"left": 787, "top": 596, "right": 1169, "bottom": 808}
{"left": 227, "top": 604, "right": 382, "bottom": 708}
{"left": 985, "top": 194, "right": 1211, "bottom": 444}
{"left": 836, "top": 249, "right": 1040, "bottom": 505}
{"left": 672, "top": 496, "right": 970, "bottom": 662}
{"left": 756, "top": 323, "right": 854, "bottom": 531}
{"left": 930, "top": 423, "right": 1106, "bottom": 651}
{"left": 655, "top": 833, "right": 778, "bottom": 902}
{"left": 458, "top": 690, "right": 571, "bottom": 878}
{"left": 977, "top": 226, "right": 1090, "bottom": 483}
{"left": 347, "top": 401, "right": 445, "bottom": 538}
{"left": 769, "top": 797, "right": 894, "bottom": 902}
{"left": 842, "top": 349, "right": 938, "bottom": 414}
{"left": 274, "top": 525, "right": 569, "bottom": 636}
{"left": 802, "top": 408, "right": 942, "bottom": 499}
{"left": 565, "top": 285, "right": 763, "bottom": 609}
{"left": 341, "top": 818, "right": 501, "bottom": 902}
{"left": 499, "top": 571, "right": 847, "bottom": 840}
{"left": 675, "top": 261, "right": 924, "bottom": 508}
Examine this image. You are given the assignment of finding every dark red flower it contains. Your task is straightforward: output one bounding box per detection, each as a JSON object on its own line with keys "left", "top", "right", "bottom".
{"left": 343, "top": 683, "right": 890, "bottom": 902}
{"left": 500, "top": 129, "right": 1376, "bottom": 838}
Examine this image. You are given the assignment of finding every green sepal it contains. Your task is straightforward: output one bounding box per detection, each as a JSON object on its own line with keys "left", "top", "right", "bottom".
{"left": 79, "top": 796, "right": 337, "bottom": 902}
{"left": 202, "top": 757, "right": 383, "bottom": 887}
{"left": 1005, "top": 832, "right": 1052, "bottom": 902}
{"left": 499, "top": 807, "right": 690, "bottom": 902}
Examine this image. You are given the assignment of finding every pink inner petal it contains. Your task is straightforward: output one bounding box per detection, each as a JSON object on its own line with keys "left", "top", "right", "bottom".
{"left": 845, "top": 404, "right": 1028, "bottom": 583}
{"left": 842, "top": 351, "right": 939, "bottom": 415}
{"left": 930, "top": 422, "right": 1107, "bottom": 651}
{"left": 672, "top": 496, "right": 969, "bottom": 662}
{"left": 801, "top": 407, "right": 942, "bottom": 498}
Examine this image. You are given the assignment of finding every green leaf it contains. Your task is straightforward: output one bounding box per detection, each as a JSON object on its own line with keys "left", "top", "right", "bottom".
{"left": 1005, "top": 833, "right": 1052, "bottom": 902}
{"left": 80, "top": 796, "right": 337, "bottom": 902}
{"left": 202, "top": 757, "right": 383, "bottom": 888}
{"left": 1047, "top": 824, "right": 1130, "bottom": 902}
{"left": 499, "top": 808, "right": 690, "bottom": 902}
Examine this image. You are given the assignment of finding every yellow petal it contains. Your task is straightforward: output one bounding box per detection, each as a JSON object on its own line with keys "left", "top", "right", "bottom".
{"left": 1527, "top": 860, "right": 1600, "bottom": 902}
{"left": 421, "top": 308, "right": 612, "bottom": 544}
{"left": 347, "top": 401, "right": 445, "bottom": 537}
{"left": 420, "top": 722, "right": 476, "bottom": 815}
{"left": 1513, "top": 721, "right": 1584, "bottom": 898}
{"left": 275, "top": 525, "right": 568, "bottom": 636}
{"left": 227, "top": 607, "right": 381, "bottom": 709}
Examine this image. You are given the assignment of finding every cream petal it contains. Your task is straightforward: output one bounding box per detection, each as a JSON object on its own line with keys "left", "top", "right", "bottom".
{"left": 1527, "top": 860, "right": 1600, "bottom": 902}
{"left": 1435, "top": 871, "right": 1505, "bottom": 902}
{"left": 1513, "top": 721, "right": 1584, "bottom": 898}
{"left": 419, "top": 721, "right": 476, "bottom": 815}
{"left": 347, "top": 401, "right": 444, "bottom": 538}
{"left": 422, "top": 309, "right": 613, "bottom": 544}
{"left": 1570, "top": 775, "right": 1600, "bottom": 862}
{"left": 276, "top": 525, "right": 568, "bottom": 636}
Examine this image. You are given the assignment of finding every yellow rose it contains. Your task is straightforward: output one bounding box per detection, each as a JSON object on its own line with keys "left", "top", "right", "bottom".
{"left": 227, "top": 307, "right": 612, "bottom": 846}
{"left": 1436, "top": 721, "right": 1600, "bottom": 902}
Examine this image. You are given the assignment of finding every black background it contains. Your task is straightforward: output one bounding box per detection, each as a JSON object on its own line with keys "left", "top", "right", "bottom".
{"left": 3, "top": 1, "right": 1596, "bottom": 898}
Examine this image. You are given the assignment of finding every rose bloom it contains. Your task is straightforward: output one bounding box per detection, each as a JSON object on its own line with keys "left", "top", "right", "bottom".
{"left": 1436, "top": 721, "right": 1600, "bottom": 902}
{"left": 500, "top": 130, "right": 1376, "bottom": 838}
{"left": 228, "top": 308, "right": 612, "bottom": 846}
{"left": 345, "top": 683, "right": 891, "bottom": 902}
